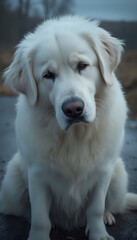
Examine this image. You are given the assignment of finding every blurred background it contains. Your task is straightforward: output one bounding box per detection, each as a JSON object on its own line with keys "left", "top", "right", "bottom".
{"left": 0, "top": 0, "right": 137, "bottom": 115}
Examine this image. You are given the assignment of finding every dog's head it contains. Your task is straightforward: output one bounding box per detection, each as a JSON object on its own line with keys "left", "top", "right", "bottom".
{"left": 4, "top": 16, "right": 123, "bottom": 130}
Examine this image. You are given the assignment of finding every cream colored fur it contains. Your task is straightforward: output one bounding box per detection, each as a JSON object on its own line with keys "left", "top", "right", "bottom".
{"left": 1, "top": 16, "right": 137, "bottom": 240}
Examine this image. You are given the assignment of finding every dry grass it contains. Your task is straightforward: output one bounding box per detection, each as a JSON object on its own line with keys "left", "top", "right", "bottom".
{"left": 0, "top": 47, "right": 15, "bottom": 95}
{"left": 117, "top": 50, "right": 137, "bottom": 115}
{"left": 0, "top": 47, "right": 137, "bottom": 115}
{"left": 118, "top": 50, "right": 137, "bottom": 88}
{"left": 0, "top": 83, "right": 17, "bottom": 96}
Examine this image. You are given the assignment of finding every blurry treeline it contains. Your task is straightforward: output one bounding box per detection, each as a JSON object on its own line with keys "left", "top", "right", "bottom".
{"left": 101, "top": 21, "right": 137, "bottom": 50}
{"left": 0, "top": 0, "right": 137, "bottom": 49}
{"left": 0, "top": 0, "right": 74, "bottom": 46}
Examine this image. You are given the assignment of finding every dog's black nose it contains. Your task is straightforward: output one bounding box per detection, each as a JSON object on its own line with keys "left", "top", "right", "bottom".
{"left": 62, "top": 97, "right": 84, "bottom": 118}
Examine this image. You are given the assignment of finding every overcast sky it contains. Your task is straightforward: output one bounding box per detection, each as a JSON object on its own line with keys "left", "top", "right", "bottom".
{"left": 74, "top": 0, "right": 137, "bottom": 21}
{"left": 9, "top": 0, "right": 137, "bottom": 21}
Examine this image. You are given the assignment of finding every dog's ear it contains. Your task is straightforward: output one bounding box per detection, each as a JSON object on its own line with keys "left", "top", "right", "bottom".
{"left": 84, "top": 25, "right": 124, "bottom": 86}
{"left": 3, "top": 40, "right": 37, "bottom": 105}
{"left": 93, "top": 28, "right": 124, "bottom": 85}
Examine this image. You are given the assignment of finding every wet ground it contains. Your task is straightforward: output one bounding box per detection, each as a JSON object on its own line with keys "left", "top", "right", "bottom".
{"left": 0, "top": 96, "right": 137, "bottom": 240}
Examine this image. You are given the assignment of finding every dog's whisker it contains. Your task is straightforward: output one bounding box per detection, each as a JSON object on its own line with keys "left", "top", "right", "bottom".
{"left": 48, "top": 111, "right": 55, "bottom": 117}
{"left": 47, "top": 108, "right": 55, "bottom": 118}
{"left": 96, "top": 102, "right": 106, "bottom": 110}
{"left": 95, "top": 98, "right": 105, "bottom": 103}
{"left": 46, "top": 112, "right": 55, "bottom": 121}
{"left": 95, "top": 98, "right": 107, "bottom": 107}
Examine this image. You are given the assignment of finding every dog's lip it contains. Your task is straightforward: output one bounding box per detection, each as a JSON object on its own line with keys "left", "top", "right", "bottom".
{"left": 64, "top": 116, "right": 89, "bottom": 130}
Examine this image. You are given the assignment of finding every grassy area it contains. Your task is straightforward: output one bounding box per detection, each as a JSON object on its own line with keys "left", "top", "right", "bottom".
{"left": 0, "top": 83, "right": 17, "bottom": 96}
{"left": 117, "top": 50, "right": 137, "bottom": 115}
{"left": 0, "top": 47, "right": 137, "bottom": 115}
{"left": 0, "top": 47, "right": 15, "bottom": 96}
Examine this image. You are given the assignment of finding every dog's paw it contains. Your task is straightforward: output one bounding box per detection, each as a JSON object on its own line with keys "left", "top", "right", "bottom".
{"left": 104, "top": 211, "right": 116, "bottom": 226}
{"left": 89, "top": 233, "right": 115, "bottom": 240}
{"left": 86, "top": 225, "right": 115, "bottom": 240}
{"left": 27, "top": 229, "right": 50, "bottom": 240}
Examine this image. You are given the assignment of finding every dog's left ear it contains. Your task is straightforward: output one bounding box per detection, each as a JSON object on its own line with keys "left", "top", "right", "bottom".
{"left": 92, "top": 28, "right": 124, "bottom": 86}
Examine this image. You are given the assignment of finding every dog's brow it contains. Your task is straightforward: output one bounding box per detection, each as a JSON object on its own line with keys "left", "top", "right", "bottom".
{"left": 41, "top": 61, "right": 58, "bottom": 74}
{"left": 69, "top": 53, "right": 90, "bottom": 65}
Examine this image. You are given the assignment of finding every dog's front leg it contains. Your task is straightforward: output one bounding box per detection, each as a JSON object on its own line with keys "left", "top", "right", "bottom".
{"left": 86, "top": 171, "right": 114, "bottom": 240}
{"left": 27, "top": 166, "right": 52, "bottom": 240}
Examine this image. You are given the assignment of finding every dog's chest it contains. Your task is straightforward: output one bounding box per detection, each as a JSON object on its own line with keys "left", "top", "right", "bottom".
{"left": 49, "top": 125, "right": 96, "bottom": 175}
{"left": 48, "top": 139, "right": 97, "bottom": 211}
{"left": 47, "top": 125, "right": 100, "bottom": 194}
{"left": 48, "top": 160, "right": 94, "bottom": 214}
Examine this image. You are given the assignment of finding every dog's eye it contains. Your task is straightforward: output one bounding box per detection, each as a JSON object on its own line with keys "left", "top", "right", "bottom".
{"left": 77, "top": 62, "right": 88, "bottom": 73}
{"left": 43, "top": 71, "right": 55, "bottom": 81}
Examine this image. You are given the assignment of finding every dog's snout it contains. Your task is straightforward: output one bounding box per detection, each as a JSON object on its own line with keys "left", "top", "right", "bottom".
{"left": 62, "top": 97, "right": 84, "bottom": 118}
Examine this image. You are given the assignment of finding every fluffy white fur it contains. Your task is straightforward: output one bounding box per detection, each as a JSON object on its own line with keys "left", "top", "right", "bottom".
{"left": 1, "top": 16, "right": 137, "bottom": 240}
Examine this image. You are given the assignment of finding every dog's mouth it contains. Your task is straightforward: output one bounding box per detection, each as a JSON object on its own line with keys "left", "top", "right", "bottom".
{"left": 65, "top": 116, "right": 89, "bottom": 130}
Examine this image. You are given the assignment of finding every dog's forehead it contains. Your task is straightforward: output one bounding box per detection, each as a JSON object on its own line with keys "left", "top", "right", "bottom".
{"left": 34, "top": 28, "right": 97, "bottom": 66}
{"left": 55, "top": 29, "right": 89, "bottom": 50}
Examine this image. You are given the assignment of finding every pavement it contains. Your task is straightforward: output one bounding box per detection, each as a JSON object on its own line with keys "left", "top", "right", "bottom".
{"left": 0, "top": 96, "right": 137, "bottom": 240}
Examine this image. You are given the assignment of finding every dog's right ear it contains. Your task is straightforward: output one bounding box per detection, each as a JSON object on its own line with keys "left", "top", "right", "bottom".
{"left": 3, "top": 40, "right": 37, "bottom": 105}
{"left": 93, "top": 28, "right": 124, "bottom": 86}
{"left": 83, "top": 22, "right": 124, "bottom": 86}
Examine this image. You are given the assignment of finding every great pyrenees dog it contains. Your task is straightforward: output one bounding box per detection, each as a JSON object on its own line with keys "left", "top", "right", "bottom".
{"left": 1, "top": 16, "right": 137, "bottom": 240}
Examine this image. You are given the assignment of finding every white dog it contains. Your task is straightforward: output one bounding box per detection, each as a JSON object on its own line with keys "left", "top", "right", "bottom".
{"left": 1, "top": 16, "right": 137, "bottom": 240}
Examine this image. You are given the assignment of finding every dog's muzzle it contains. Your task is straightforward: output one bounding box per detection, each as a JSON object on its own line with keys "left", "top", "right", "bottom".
{"left": 62, "top": 97, "right": 87, "bottom": 129}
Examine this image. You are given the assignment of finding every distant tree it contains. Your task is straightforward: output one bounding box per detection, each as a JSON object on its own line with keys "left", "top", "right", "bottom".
{"left": 17, "top": 0, "right": 31, "bottom": 39}
{"left": 25, "top": 0, "right": 31, "bottom": 18}
{"left": 41, "top": 0, "right": 74, "bottom": 19}
{"left": 0, "top": 0, "right": 13, "bottom": 45}
{"left": 0, "top": 0, "right": 32, "bottom": 45}
{"left": 0, "top": 0, "right": 75, "bottom": 46}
